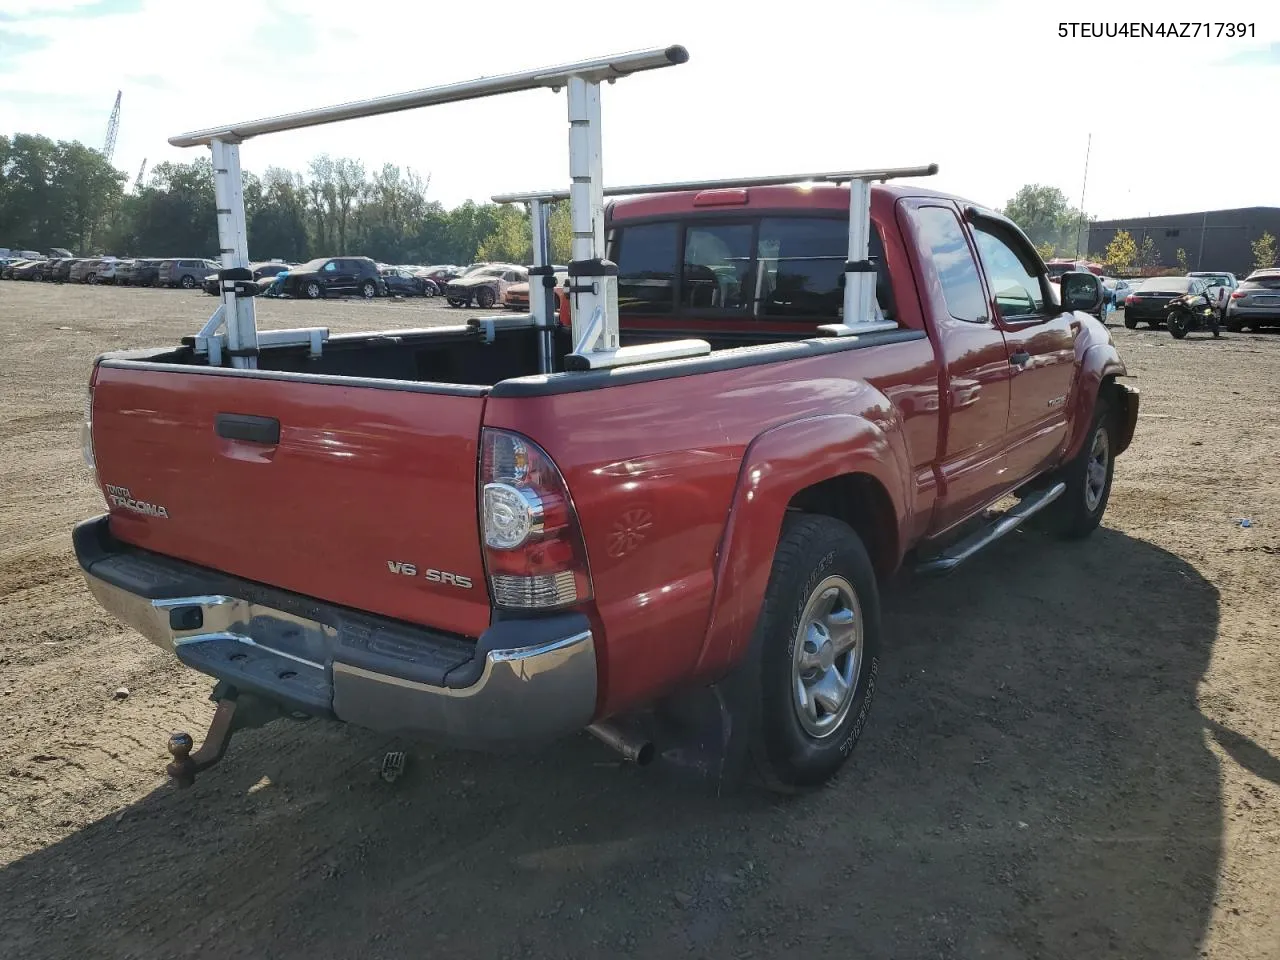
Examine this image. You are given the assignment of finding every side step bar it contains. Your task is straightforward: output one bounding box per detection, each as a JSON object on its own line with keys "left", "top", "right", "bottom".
{"left": 915, "top": 482, "right": 1066, "bottom": 575}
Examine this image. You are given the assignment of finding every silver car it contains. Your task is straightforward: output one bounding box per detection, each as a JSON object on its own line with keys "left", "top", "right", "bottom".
{"left": 1225, "top": 269, "right": 1280, "bottom": 331}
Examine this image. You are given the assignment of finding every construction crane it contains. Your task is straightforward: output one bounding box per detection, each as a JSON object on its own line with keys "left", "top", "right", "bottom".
{"left": 134, "top": 158, "right": 147, "bottom": 191}
{"left": 103, "top": 91, "right": 121, "bottom": 162}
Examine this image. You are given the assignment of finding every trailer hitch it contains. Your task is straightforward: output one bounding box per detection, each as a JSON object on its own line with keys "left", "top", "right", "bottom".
{"left": 165, "top": 682, "right": 286, "bottom": 788}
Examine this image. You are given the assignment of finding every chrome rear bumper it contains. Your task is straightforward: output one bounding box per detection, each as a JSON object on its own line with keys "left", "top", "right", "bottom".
{"left": 74, "top": 516, "right": 597, "bottom": 750}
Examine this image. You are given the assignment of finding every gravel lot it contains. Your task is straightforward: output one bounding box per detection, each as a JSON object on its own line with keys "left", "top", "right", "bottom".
{"left": 1, "top": 282, "right": 1277, "bottom": 960}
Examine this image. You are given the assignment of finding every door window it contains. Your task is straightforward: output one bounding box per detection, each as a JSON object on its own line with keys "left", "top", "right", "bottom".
{"left": 323, "top": 261, "right": 337, "bottom": 273}
{"left": 913, "top": 206, "right": 988, "bottom": 323}
{"left": 973, "top": 227, "right": 1045, "bottom": 319}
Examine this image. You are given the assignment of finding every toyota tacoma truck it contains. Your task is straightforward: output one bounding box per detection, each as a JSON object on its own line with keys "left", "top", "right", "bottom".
{"left": 72, "top": 47, "right": 1138, "bottom": 791}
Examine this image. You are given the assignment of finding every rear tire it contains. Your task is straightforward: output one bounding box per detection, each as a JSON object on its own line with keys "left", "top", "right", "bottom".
{"left": 361, "top": 280, "right": 376, "bottom": 299}
{"left": 304, "top": 280, "right": 323, "bottom": 300}
{"left": 422, "top": 281, "right": 437, "bottom": 298}
{"left": 476, "top": 286, "right": 496, "bottom": 309}
{"left": 1168, "top": 311, "right": 1189, "bottom": 339}
{"left": 747, "top": 515, "right": 882, "bottom": 792}
{"left": 1041, "top": 395, "right": 1115, "bottom": 540}
{"left": 1225, "top": 317, "right": 1243, "bottom": 332}
{"left": 1123, "top": 315, "right": 1138, "bottom": 329}
{"left": 180, "top": 274, "right": 195, "bottom": 289}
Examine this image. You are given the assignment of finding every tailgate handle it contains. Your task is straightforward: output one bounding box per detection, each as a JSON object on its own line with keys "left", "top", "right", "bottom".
{"left": 216, "top": 413, "right": 280, "bottom": 445}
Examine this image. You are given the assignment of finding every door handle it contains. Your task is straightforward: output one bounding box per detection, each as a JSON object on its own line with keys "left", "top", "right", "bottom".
{"left": 216, "top": 413, "right": 280, "bottom": 445}
{"left": 1009, "top": 350, "right": 1030, "bottom": 367}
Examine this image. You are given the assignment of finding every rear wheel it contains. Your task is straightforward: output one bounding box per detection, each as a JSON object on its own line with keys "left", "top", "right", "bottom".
{"left": 361, "top": 280, "right": 376, "bottom": 299}
{"left": 747, "top": 515, "right": 881, "bottom": 792}
{"left": 423, "top": 281, "right": 438, "bottom": 298}
{"left": 1168, "top": 311, "right": 1189, "bottom": 339}
{"left": 1123, "top": 315, "right": 1138, "bottom": 329}
{"left": 1225, "top": 316, "right": 1243, "bottom": 332}
{"left": 476, "top": 286, "right": 496, "bottom": 309}
{"left": 304, "top": 280, "right": 323, "bottom": 300}
{"left": 1041, "top": 395, "right": 1114, "bottom": 540}
{"left": 180, "top": 274, "right": 195, "bottom": 289}
{"left": 447, "top": 298, "right": 464, "bottom": 307}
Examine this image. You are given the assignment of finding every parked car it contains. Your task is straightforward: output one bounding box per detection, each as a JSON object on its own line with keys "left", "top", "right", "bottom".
{"left": 502, "top": 268, "right": 569, "bottom": 311}
{"left": 2, "top": 259, "right": 32, "bottom": 279}
{"left": 70, "top": 258, "right": 109, "bottom": 283}
{"left": 201, "top": 262, "right": 291, "bottom": 296}
{"left": 156, "top": 258, "right": 220, "bottom": 289}
{"left": 413, "top": 264, "right": 465, "bottom": 288}
{"left": 1225, "top": 269, "right": 1280, "bottom": 331}
{"left": 74, "top": 178, "right": 1137, "bottom": 793}
{"left": 11, "top": 259, "right": 50, "bottom": 281}
{"left": 47, "top": 258, "right": 83, "bottom": 282}
{"left": 278, "top": 256, "right": 386, "bottom": 299}
{"left": 97, "top": 259, "right": 129, "bottom": 285}
{"left": 123, "top": 258, "right": 165, "bottom": 287}
{"left": 1121, "top": 275, "right": 1209, "bottom": 328}
{"left": 379, "top": 266, "right": 438, "bottom": 297}
{"left": 445, "top": 263, "right": 528, "bottom": 308}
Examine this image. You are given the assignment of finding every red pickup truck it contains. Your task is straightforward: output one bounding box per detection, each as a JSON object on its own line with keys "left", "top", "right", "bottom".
{"left": 74, "top": 176, "right": 1138, "bottom": 789}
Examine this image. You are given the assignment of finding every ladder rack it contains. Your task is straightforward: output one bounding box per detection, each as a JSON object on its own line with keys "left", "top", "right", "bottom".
{"left": 495, "top": 164, "right": 939, "bottom": 352}
{"left": 168, "top": 45, "right": 688, "bottom": 370}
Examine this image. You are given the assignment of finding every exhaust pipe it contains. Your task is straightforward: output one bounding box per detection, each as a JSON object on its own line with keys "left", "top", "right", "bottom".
{"left": 587, "top": 721, "right": 655, "bottom": 766}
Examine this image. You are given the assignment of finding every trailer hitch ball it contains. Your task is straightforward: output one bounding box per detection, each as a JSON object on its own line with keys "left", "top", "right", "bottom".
{"left": 166, "top": 731, "right": 198, "bottom": 788}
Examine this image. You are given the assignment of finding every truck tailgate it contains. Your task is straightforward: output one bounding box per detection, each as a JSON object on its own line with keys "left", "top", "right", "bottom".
{"left": 90, "top": 365, "right": 491, "bottom": 639}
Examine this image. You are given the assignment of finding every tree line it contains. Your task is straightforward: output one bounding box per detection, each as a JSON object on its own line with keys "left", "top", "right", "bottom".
{"left": 1, "top": 132, "right": 569, "bottom": 265}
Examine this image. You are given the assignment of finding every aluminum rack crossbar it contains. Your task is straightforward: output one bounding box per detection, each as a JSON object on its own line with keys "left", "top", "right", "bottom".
{"left": 168, "top": 46, "right": 689, "bottom": 371}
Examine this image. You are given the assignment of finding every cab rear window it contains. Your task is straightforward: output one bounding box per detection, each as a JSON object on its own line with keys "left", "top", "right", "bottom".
{"left": 611, "top": 215, "right": 892, "bottom": 320}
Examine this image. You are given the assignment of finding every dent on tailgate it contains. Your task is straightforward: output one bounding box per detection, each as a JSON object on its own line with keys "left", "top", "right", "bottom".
{"left": 91, "top": 365, "right": 491, "bottom": 639}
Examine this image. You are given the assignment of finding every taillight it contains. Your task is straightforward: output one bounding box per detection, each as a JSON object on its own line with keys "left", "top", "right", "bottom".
{"left": 1124, "top": 295, "right": 1139, "bottom": 305}
{"left": 480, "top": 428, "right": 592, "bottom": 610}
{"left": 1230, "top": 291, "right": 1246, "bottom": 299}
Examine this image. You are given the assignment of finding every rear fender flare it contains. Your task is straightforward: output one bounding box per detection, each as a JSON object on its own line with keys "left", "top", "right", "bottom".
{"left": 1064, "top": 342, "right": 1128, "bottom": 461}
{"left": 694, "top": 410, "right": 911, "bottom": 681}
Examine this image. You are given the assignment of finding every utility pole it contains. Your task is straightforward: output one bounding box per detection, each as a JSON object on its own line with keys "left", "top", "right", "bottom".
{"left": 1074, "top": 132, "right": 1091, "bottom": 258}
{"left": 1196, "top": 209, "right": 1208, "bottom": 270}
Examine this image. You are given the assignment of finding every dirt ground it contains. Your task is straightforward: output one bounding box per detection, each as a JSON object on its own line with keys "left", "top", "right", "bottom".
{"left": 1, "top": 282, "right": 1277, "bottom": 960}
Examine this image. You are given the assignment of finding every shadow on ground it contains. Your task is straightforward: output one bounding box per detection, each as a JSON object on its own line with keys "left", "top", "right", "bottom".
{"left": 0, "top": 527, "right": 1224, "bottom": 960}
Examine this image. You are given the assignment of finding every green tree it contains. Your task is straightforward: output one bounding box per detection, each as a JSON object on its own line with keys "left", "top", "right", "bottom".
{"left": 1253, "top": 231, "right": 1277, "bottom": 271}
{"left": 1103, "top": 230, "right": 1137, "bottom": 274}
{"left": 547, "top": 201, "right": 572, "bottom": 264}
{"left": 1002, "top": 184, "right": 1089, "bottom": 256}
{"left": 1137, "top": 235, "right": 1162, "bottom": 273}
{"left": 476, "top": 204, "right": 532, "bottom": 263}
{"left": 1176, "top": 248, "right": 1189, "bottom": 272}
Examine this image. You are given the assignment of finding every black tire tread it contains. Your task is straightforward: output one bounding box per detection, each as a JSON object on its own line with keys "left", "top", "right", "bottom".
{"left": 746, "top": 514, "right": 880, "bottom": 794}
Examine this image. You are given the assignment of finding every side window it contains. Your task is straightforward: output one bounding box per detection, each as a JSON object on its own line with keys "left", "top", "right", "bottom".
{"left": 972, "top": 226, "right": 1045, "bottom": 318}
{"left": 615, "top": 222, "right": 678, "bottom": 314}
{"left": 682, "top": 223, "right": 753, "bottom": 310}
{"left": 913, "top": 206, "right": 988, "bottom": 323}
{"left": 755, "top": 217, "right": 894, "bottom": 320}
{"left": 322, "top": 261, "right": 336, "bottom": 273}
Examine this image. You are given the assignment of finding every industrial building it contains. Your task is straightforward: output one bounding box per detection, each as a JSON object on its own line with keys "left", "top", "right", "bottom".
{"left": 1088, "top": 207, "right": 1280, "bottom": 277}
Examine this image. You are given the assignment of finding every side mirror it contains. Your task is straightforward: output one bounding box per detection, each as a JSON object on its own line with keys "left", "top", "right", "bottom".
{"left": 1060, "top": 270, "right": 1102, "bottom": 313}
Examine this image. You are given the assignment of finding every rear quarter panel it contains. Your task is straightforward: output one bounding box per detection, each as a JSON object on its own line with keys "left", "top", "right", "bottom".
{"left": 485, "top": 335, "right": 939, "bottom": 716}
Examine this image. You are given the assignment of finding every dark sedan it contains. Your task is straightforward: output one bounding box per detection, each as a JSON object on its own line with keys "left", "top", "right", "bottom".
{"left": 11, "top": 259, "right": 50, "bottom": 280}
{"left": 1122, "top": 276, "right": 1208, "bottom": 328}
{"left": 380, "top": 267, "right": 437, "bottom": 297}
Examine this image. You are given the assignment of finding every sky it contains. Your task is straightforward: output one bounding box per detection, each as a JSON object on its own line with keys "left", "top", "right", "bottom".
{"left": 1, "top": 0, "right": 1276, "bottom": 218}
